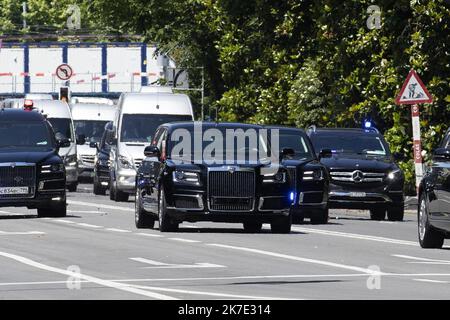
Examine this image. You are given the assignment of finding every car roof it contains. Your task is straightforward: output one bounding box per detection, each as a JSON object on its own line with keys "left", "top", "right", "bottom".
{"left": 31, "top": 100, "right": 71, "bottom": 118}
{"left": 309, "top": 127, "right": 380, "bottom": 135}
{"left": 0, "top": 108, "right": 46, "bottom": 121}
{"left": 70, "top": 103, "right": 116, "bottom": 121}
{"left": 264, "top": 125, "right": 307, "bottom": 134}
{"left": 119, "top": 92, "right": 193, "bottom": 116}
{"left": 163, "top": 121, "right": 263, "bottom": 132}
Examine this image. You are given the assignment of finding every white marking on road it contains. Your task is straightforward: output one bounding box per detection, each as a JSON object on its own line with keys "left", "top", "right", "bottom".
{"left": 67, "top": 210, "right": 106, "bottom": 214}
{"left": 168, "top": 238, "right": 201, "bottom": 243}
{"left": 130, "top": 258, "right": 168, "bottom": 266}
{"left": 292, "top": 226, "right": 417, "bottom": 246}
{"left": 413, "top": 279, "right": 449, "bottom": 284}
{"left": 105, "top": 228, "right": 131, "bottom": 233}
{"left": 392, "top": 254, "right": 450, "bottom": 264}
{"left": 136, "top": 233, "right": 163, "bottom": 238}
{"left": 53, "top": 219, "right": 76, "bottom": 224}
{"left": 207, "top": 243, "right": 380, "bottom": 274}
{"left": 76, "top": 223, "right": 103, "bottom": 229}
{"left": 0, "top": 251, "right": 177, "bottom": 299}
{"left": 0, "top": 231, "right": 45, "bottom": 235}
{"left": 67, "top": 200, "right": 133, "bottom": 212}
{"left": 130, "top": 257, "right": 225, "bottom": 269}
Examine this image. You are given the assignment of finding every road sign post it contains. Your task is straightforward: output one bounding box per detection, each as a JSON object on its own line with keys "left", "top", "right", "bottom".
{"left": 395, "top": 69, "right": 433, "bottom": 193}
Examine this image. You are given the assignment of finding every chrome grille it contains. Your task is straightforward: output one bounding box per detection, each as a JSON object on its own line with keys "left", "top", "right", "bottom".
{"left": 0, "top": 163, "right": 36, "bottom": 199}
{"left": 81, "top": 155, "right": 95, "bottom": 165}
{"left": 208, "top": 169, "right": 255, "bottom": 211}
{"left": 330, "top": 171, "right": 385, "bottom": 183}
{"left": 287, "top": 167, "right": 297, "bottom": 190}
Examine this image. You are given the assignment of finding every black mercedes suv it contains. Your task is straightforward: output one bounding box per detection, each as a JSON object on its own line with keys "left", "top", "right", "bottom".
{"left": 307, "top": 127, "right": 404, "bottom": 221}
{"left": 134, "top": 122, "right": 294, "bottom": 233}
{"left": 266, "top": 126, "right": 331, "bottom": 224}
{"left": 418, "top": 128, "right": 450, "bottom": 248}
{"left": 0, "top": 108, "right": 69, "bottom": 217}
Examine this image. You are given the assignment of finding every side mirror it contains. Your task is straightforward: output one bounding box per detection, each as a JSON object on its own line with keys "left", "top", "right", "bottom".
{"left": 89, "top": 141, "right": 98, "bottom": 149}
{"left": 144, "top": 146, "right": 160, "bottom": 158}
{"left": 319, "top": 148, "right": 332, "bottom": 159}
{"left": 433, "top": 148, "right": 450, "bottom": 161}
{"left": 392, "top": 152, "right": 404, "bottom": 161}
{"left": 76, "top": 134, "right": 86, "bottom": 145}
{"left": 281, "top": 148, "right": 295, "bottom": 159}
{"left": 57, "top": 138, "right": 71, "bottom": 149}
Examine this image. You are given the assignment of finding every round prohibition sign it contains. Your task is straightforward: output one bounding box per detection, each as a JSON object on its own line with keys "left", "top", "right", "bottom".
{"left": 56, "top": 64, "right": 73, "bottom": 81}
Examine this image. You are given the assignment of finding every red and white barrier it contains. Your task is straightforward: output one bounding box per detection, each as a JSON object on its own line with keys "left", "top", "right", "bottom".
{"left": 411, "top": 105, "right": 423, "bottom": 190}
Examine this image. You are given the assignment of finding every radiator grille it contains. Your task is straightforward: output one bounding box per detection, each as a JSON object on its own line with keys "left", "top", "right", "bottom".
{"left": 0, "top": 164, "right": 36, "bottom": 199}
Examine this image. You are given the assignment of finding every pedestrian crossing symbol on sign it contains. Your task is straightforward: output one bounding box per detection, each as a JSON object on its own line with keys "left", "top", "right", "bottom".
{"left": 395, "top": 69, "right": 433, "bottom": 105}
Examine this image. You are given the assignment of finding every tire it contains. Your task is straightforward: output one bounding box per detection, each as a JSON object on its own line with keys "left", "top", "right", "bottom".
{"left": 387, "top": 206, "right": 404, "bottom": 221}
{"left": 270, "top": 214, "right": 292, "bottom": 234}
{"left": 109, "top": 182, "right": 116, "bottom": 200}
{"left": 135, "top": 188, "right": 155, "bottom": 229}
{"left": 370, "top": 208, "right": 386, "bottom": 221}
{"left": 93, "top": 181, "right": 106, "bottom": 195}
{"left": 38, "top": 200, "right": 67, "bottom": 218}
{"left": 292, "top": 216, "right": 304, "bottom": 224}
{"left": 115, "top": 189, "right": 129, "bottom": 202}
{"left": 67, "top": 183, "right": 77, "bottom": 192}
{"left": 418, "top": 194, "right": 444, "bottom": 249}
{"left": 243, "top": 221, "right": 263, "bottom": 233}
{"left": 158, "top": 188, "right": 178, "bottom": 232}
{"left": 310, "top": 208, "right": 329, "bottom": 225}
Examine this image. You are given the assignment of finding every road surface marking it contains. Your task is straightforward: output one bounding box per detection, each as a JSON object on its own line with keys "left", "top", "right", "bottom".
{"left": 392, "top": 254, "right": 450, "bottom": 264}
{"left": 292, "top": 226, "right": 417, "bottom": 246}
{"left": 136, "top": 233, "right": 163, "bottom": 238}
{"left": 53, "top": 219, "right": 76, "bottom": 224}
{"left": 0, "top": 231, "right": 45, "bottom": 235}
{"left": 207, "top": 243, "right": 381, "bottom": 275}
{"left": 105, "top": 228, "right": 132, "bottom": 233}
{"left": 130, "top": 257, "right": 225, "bottom": 269}
{"left": 67, "top": 210, "right": 106, "bottom": 214}
{"left": 76, "top": 223, "right": 103, "bottom": 229}
{"left": 67, "top": 200, "right": 133, "bottom": 212}
{"left": 0, "top": 251, "right": 176, "bottom": 299}
{"left": 414, "top": 279, "right": 449, "bottom": 284}
{"left": 168, "top": 238, "right": 201, "bottom": 243}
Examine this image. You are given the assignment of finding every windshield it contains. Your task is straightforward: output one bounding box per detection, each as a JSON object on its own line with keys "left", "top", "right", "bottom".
{"left": 278, "top": 132, "right": 314, "bottom": 159}
{"left": 0, "top": 121, "right": 54, "bottom": 150}
{"left": 74, "top": 120, "right": 109, "bottom": 143}
{"left": 120, "top": 114, "right": 192, "bottom": 143}
{"left": 48, "top": 118, "right": 73, "bottom": 141}
{"left": 310, "top": 132, "right": 389, "bottom": 156}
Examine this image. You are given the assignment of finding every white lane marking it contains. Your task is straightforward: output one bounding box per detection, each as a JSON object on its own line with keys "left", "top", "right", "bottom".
{"left": 168, "top": 238, "right": 201, "bottom": 243}
{"left": 67, "top": 200, "right": 133, "bottom": 212}
{"left": 414, "top": 279, "right": 449, "bottom": 284}
{"left": 136, "top": 233, "right": 163, "bottom": 238}
{"left": 0, "top": 251, "right": 176, "bottom": 300}
{"left": 53, "top": 219, "right": 76, "bottom": 224}
{"left": 105, "top": 228, "right": 132, "bottom": 233}
{"left": 76, "top": 223, "right": 103, "bottom": 229}
{"left": 292, "top": 226, "right": 417, "bottom": 246}
{"left": 130, "top": 257, "right": 225, "bottom": 269}
{"left": 67, "top": 210, "right": 106, "bottom": 214}
{"left": 0, "top": 231, "right": 45, "bottom": 235}
{"left": 207, "top": 243, "right": 380, "bottom": 274}
{"left": 393, "top": 254, "right": 450, "bottom": 264}
{"left": 130, "top": 284, "right": 291, "bottom": 300}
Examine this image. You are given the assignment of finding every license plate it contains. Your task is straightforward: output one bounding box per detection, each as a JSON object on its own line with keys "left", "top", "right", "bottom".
{"left": 349, "top": 192, "right": 366, "bottom": 198}
{"left": 0, "top": 187, "right": 29, "bottom": 195}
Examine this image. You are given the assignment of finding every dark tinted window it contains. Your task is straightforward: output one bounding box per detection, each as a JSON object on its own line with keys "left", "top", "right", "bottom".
{"left": 120, "top": 114, "right": 192, "bottom": 143}
{"left": 74, "top": 120, "right": 109, "bottom": 143}
{"left": 310, "top": 132, "right": 389, "bottom": 156}
{"left": 0, "top": 121, "right": 54, "bottom": 150}
{"left": 48, "top": 118, "right": 73, "bottom": 141}
{"left": 278, "top": 132, "right": 314, "bottom": 159}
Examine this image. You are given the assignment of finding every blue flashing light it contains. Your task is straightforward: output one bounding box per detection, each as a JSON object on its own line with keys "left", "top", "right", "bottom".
{"left": 289, "top": 192, "right": 295, "bottom": 202}
{"left": 364, "top": 120, "right": 372, "bottom": 129}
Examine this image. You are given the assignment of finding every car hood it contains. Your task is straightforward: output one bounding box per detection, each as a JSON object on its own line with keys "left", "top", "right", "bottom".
{"left": 167, "top": 159, "right": 273, "bottom": 171}
{"left": 0, "top": 150, "right": 59, "bottom": 164}
{"left": 321, "top": 154, "right": 397, "bottom": 172}
{"left": 119, "top": 142, "right": 149, "bottom": 163}
{"left": 78, "top": 144, "right": 96, "bottom": 156}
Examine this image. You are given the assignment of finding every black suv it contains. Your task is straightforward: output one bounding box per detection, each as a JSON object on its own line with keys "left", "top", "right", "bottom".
{"left": 266, "top": 126, "right": 330, "bottom": 224}
{"left": 92, "top": 122, "right": 113, "bottom": 195}
{"left": 0, "top": 108, "right": 69, "bottom": 217}
{"left": 135, "top": 122, "right": 294, "bottom": 233}
{"left": 418, "top": 128, "right": 450, "bottom": 248}
{"left": 307, "top": 127, "right": 404, "bottom": 221}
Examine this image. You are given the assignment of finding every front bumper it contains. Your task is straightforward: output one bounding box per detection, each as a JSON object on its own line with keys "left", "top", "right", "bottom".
{"left": 65, "top": 166, "right": 78, "bottom": 184}
{"left": 116, "top": 168, "right": 137, "bottom": 193}
{"left": 0, "top": 190, "right": 65, "bottom": 208}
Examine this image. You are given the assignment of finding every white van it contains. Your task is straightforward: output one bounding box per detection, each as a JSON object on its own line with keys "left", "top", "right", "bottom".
{"left": 25, "top": 93, "right": 54, "bottom": 100}
{"left": 109, "top": 92, "right": 194, "bottom": 201}
{"left": 71, "top": 103, "right": 116, "bottom": 179}
{"left": 31, "top": 100, "right": 79, "bottom": 192}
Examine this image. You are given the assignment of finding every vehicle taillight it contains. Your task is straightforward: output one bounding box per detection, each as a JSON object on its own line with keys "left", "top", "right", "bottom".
{"left": 24, "top": 99, "right": 34, "bottom": 111}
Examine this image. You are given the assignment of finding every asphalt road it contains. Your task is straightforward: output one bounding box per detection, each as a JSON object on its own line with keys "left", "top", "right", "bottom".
{"left": 0, "top": 183, "right": 449, "bottom": 300}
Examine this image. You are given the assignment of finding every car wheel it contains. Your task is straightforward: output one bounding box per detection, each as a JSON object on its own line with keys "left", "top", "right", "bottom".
{"left": 67, "top": 183, "right": 77, "bottom": 192}
{"left": 158, "top": 189, "right": 178, "bottom": 232}
{"left": 292, "top": 216, "right": 304, "bottom": 224}
{"left": 243, "top": 221, "right": 263, "bottom": 233}
{"left": 115, "top": 189, "right": 129, "bottom": 202}
{"left": 387, "top": 206, "right": 404, "bottom": 221}
{"left": 109, "top": 182, "right": 116, "bottom": 200}
{"left": 270, "top": 214, "right": 292, "bottom": 234}
{"left": 93, "top": 181, "right": 106, "bottom": 195}
{"left": 370, "top": 208, "right": 386, "bottom": 221}
{"left": 135, "top": 188, "right": 155, "bottom": 229}
{"left": 418, "top": 194, "right": 444, "bottom": 249}
{"left": 310, "top": 208, "right": 329, "bottom": 225}
{"left": 38, "top": 200, "right": 67, "bottom": 218}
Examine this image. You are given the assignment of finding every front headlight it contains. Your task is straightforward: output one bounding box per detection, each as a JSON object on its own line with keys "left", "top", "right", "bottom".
{"left": 387, "top": 169, "right": 401, "bottom": 180}
{"left": 263, "top": 171, "right": 287, "bottom": 183}
{"left": 118, "top": 155, "right": 133, "bottom": 169}
{"left": 172, "top": 170, "right": 200, "bottom": 184}
{"left": 41, "top": 163, "right": 65, "bottom": 173}
{"left": 64, "top": 154, "right": 77, "bottom": 167}
{"left": 303, "top": 169, "right": 324, "bottom": 181}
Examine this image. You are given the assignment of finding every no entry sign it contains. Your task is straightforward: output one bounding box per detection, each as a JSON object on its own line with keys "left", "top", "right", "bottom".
{"left": 56, "top": 64, "right": 73, "bottom": 81}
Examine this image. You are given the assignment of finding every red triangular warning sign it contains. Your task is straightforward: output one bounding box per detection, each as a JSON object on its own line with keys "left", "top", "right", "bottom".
{"left": 395, "top": 69, "right": 433, "bottom": 105}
